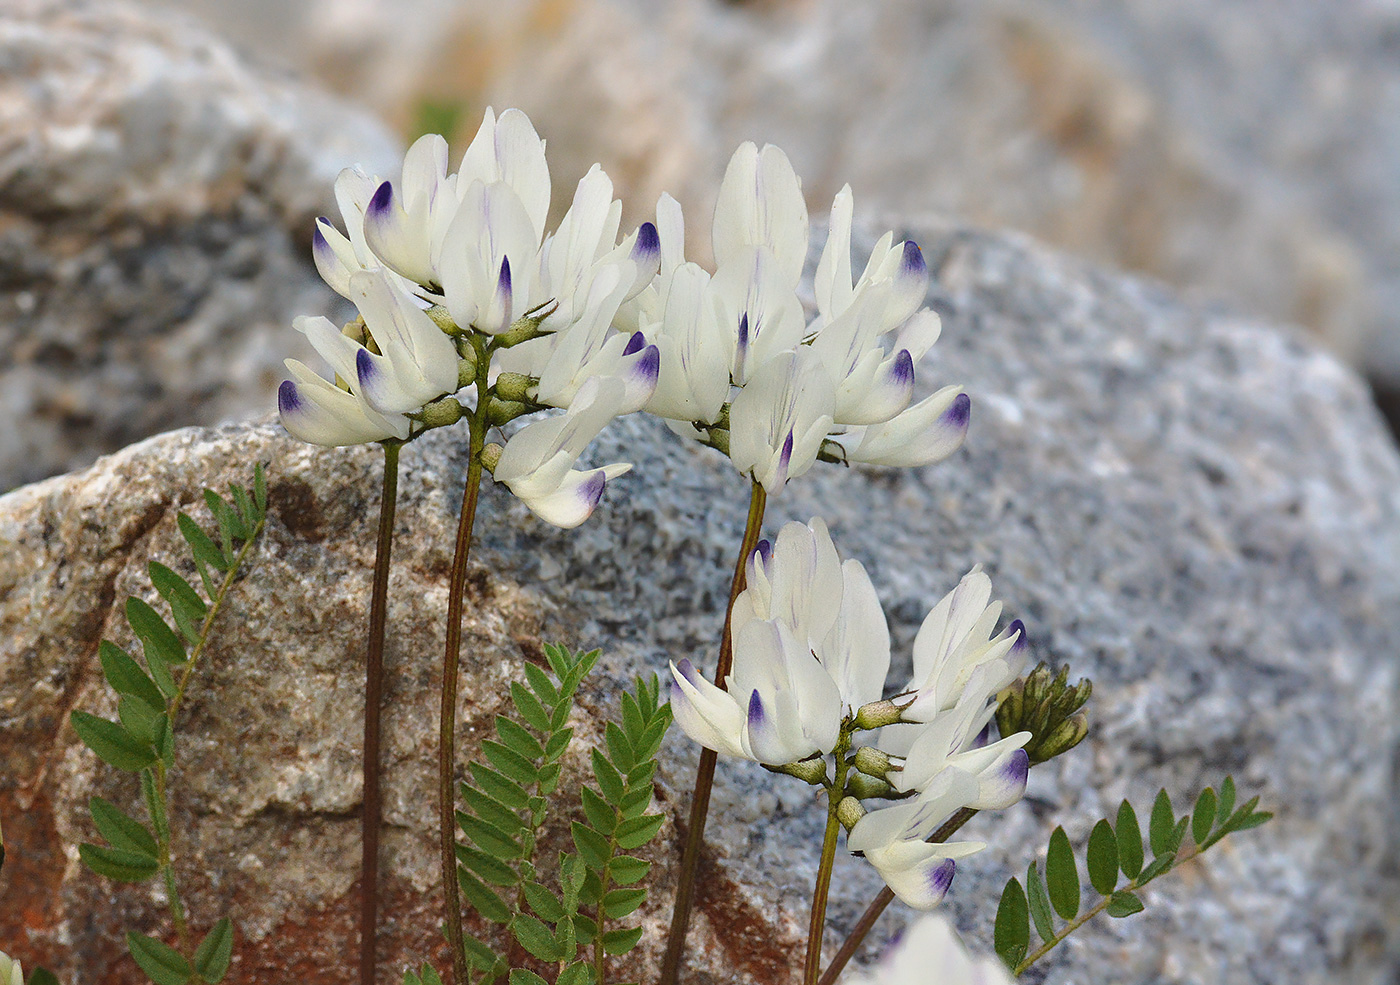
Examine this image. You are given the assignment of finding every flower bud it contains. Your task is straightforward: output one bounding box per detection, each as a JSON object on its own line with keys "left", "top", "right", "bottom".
{"left": 457, "top": 347, "right": 478, "bottom": 389}
{"left": 836, "top": 796, "right": 866, "bottom": 831}
{"left": 765, "top": 757, "right": 829, "bottom": 785}
{"left": 494, "top": 373, "right": 537, "bottom": 404}
{"left": 481, "top": 443, "right": 503, "bottom": 473}
{"left": 845, "top": 773, "right": 899, "bottom": 801}
{"left": 494, "top": 301, "right": 558, "bottom": 348}
{"left": 418, "top": 397, "right": 464, "bottom": 429}
{"left": 855, "top": 698, "right": 906, "bottom": 730}
{"left": 487, "top": 399, "right": 533, "bottom": 426}
{"left": 1029, "top": 711, "right": 1088, "bottom": 763}
{"left": 852, "top": 745, "right": 894, "bottom": 778}
{"left": 426, "top": 304, "right": 461, "bottom": 335}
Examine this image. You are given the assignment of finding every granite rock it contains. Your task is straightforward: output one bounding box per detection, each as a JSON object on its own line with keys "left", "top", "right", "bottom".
{"left": 2, "top": 220, "right": 1398, "bottom": 984}
{"left": 0, "top": 0, "right": 401, "bottom": 491}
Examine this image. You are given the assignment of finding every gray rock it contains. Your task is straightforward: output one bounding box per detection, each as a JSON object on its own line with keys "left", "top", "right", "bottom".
{"left": 140, "top": 0, "right": 1400, "bottom": 382}
{"left": 0, "top": 0, "right": 401, "bottom": 492}
{"left": 2, "top": 219, "right": 1398, "bottom": 984}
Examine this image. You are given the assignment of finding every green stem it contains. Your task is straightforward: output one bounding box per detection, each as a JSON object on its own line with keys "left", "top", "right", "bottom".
{"left": 440, "top": 338, "right": 492, "bottom": 985}
{"left": 659, "top": 480, "right": 767, "bottom": 985}
{"left": 143, "top": 769, "right": 188, "bottom": 951}
{"left": 804, "top": 735, "right": 851, "bottom": 985}
{"left": 1014, "top": 840, "right": 1206, "bottom": 975}
{"left": 361, "top": 441, "right": 401, "bottom": 985}
{"left": 816, "top": 807, "right": 979, "bottom": 985}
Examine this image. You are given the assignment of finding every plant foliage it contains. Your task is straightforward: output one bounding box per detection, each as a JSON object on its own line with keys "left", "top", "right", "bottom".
{"left": 413, "top": 645, "right": 671, "bottom": 985}
{"left": 71, "top": 466, "right": 268, "bottom": 985}
{"left": 993, "top": 777, "right": 1271, "bottom": 973}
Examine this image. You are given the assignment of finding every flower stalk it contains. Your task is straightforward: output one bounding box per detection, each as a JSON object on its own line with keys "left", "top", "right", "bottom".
{"left": 361, "top": 439, "right": 401, "bottom": 985}
{"left": 805, "top": 731, "right": 853, "bottom": 985}
{"left": 440, "top": 334, "right": 492, "bottom": 985}
{"left": 660, "top": 480, "right": 767, "bottom": 985}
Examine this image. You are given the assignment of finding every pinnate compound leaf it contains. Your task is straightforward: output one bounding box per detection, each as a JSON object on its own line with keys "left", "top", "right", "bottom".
{"left": 70, "top": 711, "right": 157, "bottom": 772}
{"left": 600, "top": 926, "right": 643, "bottom": 956}
{"left": 994, "top": 878, "right": 1029, "bottom": 970}
{"left": 80, "top": 842, "right": 159, "bottom": 882}
{"left": 614, "top": 813, "right": 665, "bottom": 851}
{"left": 98, "top": 641, "right": 166, "bottom": 712}
{"left": 1086, "top": 819, "right": 1119, "bottom": 896}
{"left": 127, "top": 598, "right": 187, "bottom": 666}
{"left": 89, "top": 796, "right": 158, "bottom": 858}
{"left": 192, "top": 917, "right": 233, "bottom": 983}
{"left": 1026, "top": 862, "right": 1055, "bottom": 944}
{"left": 1106, "top": 890, "right": 1145, "bottom": 918}
{"left": 1115, "top": 800, "right": 1144, "bottom": 879}
{"left": 126, "top": 931, "right": 192, "bottom": 985}
{"left": 1045, "top": 826, "right": 1080, "bottom": 921}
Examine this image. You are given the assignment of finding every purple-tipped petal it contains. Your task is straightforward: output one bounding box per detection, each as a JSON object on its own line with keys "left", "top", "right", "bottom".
{"left": 632, "top": 222, "right": 660, "bottom": 262}
{"left": 580, "top": 470, "right": 607, "bottom": 511}
{"left": 1007, "top": 618, "right": 1027, "bottom": 652}
{"left": 737, "top": 312, "right": 750, "bottom": 352}
{"left": 891, "top": 349, "right": 915, "bottom": 387}
{"left": 355, "top": 348, "right": 380, "bottom": 388}
{"left": 942, "top": 392, "right": 971, "bottom": 429}
{"left": 368, "top": 180, "right": 394, "bottom": 217}
{"left": 622, "top": 331, "right": 646, "bottom": 356}
{"left": 746, "top": 689, "right": 767, "bottom": 729}
{"left": 278, "top": 379, "right": 302, "bottom": 414}
{"left": 972, "top": 723, "right": 993, "bottom": 749}
{"left": 755, "top": 539, "right": 772, "bottom": 568}
{"left": 928, "top": 858, "right": 956, "bottom": 900}
{"left": 676, "top": 658, "right": 704, "bottom": 686}
{"left": 779, "top": 430, "right": 795, "bottom": 471}
{"left": 1005, "top": 749, "right": 1029, "bottom": 787}
{"left": 900, "top": 240, "right": 927, "bottom": 277}
{"left": 632, "top": 345, "right": 661, "bottom": 387}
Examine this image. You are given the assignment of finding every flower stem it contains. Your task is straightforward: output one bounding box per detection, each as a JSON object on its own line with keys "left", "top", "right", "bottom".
{"left": 659, "top": 480, "right": 767, "bottom": 985}
{"left": 440, "top": 339, "right": 492, "bottom": 985}
{"left": 816, "top": 807, "right": 978, "bottom": 985}
{"left": 361, "top": 440, "right": 400, "bottom": 985}
{"left": 805, "top": 735, "right": 852, "bottom": 985}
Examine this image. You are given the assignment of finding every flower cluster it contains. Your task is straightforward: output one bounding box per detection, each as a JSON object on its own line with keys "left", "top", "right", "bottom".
{"left": 622, "top": 143, "right": 971, "bottom": 495}
{"left": 670, "top": 519, "right": 1030, "bottom": 909}
{"left": 279, "top": 108, "right": 662, "bottom": 527}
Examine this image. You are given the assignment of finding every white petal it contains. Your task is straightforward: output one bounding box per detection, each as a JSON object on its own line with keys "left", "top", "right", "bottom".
{"left": 712, "top": 142, "right": 809, "bottom": 288}
{"left": 818, "top": 558, "right": 890, "bottom": 711}
{"left": 711, "top": 246, "right": 807, "bottom": 385}
{"left": 278, "top": 361, "right": 407, "bottom": 446}
{"left": 363, "top": 180, "right": 437, "bottom": 287}
{"left": 815, "top": 184, "right": 854, "bottom": 319}
{"left": 458, "top": 107, "right": 551, "bottom": 242}
{"left": 846, "top": 386, "right": 970, "bottom": 468}
{"left": 348, "top": 270, "right": 459, "bottom": 413}
{"left": 645, "top": 262, "right": 733, "bottom": 423}
{"left": 669, "top": 659, "right": 748, "bottom": 759}
{"left": 728, "top": 348, "right": 836, "bottom": 495}
{"left": 863, "top": 844, "right": 960, "bottom": 911}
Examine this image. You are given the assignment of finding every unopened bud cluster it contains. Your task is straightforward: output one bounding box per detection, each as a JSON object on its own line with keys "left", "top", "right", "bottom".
{"left": 995, "top": 662, "right": 1091, "bottom": 764}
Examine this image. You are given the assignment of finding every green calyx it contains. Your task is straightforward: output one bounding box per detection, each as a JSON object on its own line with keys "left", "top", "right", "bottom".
{"left": 996, "top": 662, "right": 1093, "bottom": 765}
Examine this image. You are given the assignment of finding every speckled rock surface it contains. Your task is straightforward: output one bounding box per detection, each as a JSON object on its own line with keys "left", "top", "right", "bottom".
{"left": 0, "top": 0, "right": 400, "bottom": 491}
{"left": 2, "top": 221, "right": 1398, "bottom": 984}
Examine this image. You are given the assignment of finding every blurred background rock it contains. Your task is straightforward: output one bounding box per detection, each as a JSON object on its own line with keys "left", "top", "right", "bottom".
{"left": 7, "top": 0, "right": 1400, "bottom": 490}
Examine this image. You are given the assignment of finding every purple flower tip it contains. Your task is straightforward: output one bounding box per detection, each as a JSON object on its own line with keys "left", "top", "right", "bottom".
{"left": 972, "top": 723, "right": 992, "bottom": 749}
{"left": 943, "top": 392, "right": 971, "bottom": 429}
{"left": 737, "top": 312, "right": 750, "bottom": 350}
{"left": 312, "top": 224, "right": 330, "bottom": 254}
{"left": 755, "top": 539, "right": 772, "bottom": 567}
{"left": 632, "top": 222, "right": 660, "bottom": 260}
{"left": 779, "top": 430, "right": 795, "bottom": 469}
{"left": 368, "top": 180, "right": 394, "bottom": 216}
{"left": 634, "top": 345, "right": 661, "bottom": 384}
{"left": 891, "top": 349, "right": 915, "bottom": 386}
{"left": 581, "top": 470, "right": 608, "bottom": 511}
{"left": 1005, "top": 749, "right": 1030, "bottom": 786}
{"left": 746, "top": 689, "right": 767, "bottom": 728}
{"left": 676, "top": 658, "right": 700, "bottom": 684}
{"left": 356, "top": 347, "right": 379, "bottom": 386}
{"left": 498, "top": 255, "right": 512, "bottom": 293}
{"left": 277, "top": 379, "right": 302, "bottom": 414}
{"left": 622, "top": 331, "right": 646, "bottom": 356}
{"left": 900, "top": 239, "right": 926, "bottom": 277}
{"left": 1007, "top": 618, "right": 1027, "bottom": 649}
{"left": 930, "top": 859, "right": 956, "bottom": 897}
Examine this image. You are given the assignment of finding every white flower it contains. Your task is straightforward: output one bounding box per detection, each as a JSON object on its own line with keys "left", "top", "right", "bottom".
{"left": 847, "top": 769, "right": 987, "bottom": 910}
{"left": 884, "top": 692, "right": 1031, "bottom": 807}
{"left": 832, "top": 387, "right": 970, "bottom": 468}
{"left": 896, "top": 568, "right": 1028, "bottom": 725}
{"left": 641, "top": 262, "right": 734, "bottom": 423}
{"left": 711, "top": 141, "right": 810, "bottom": 289}
{"left": 728, "top": 348, "right": 836, "bottom": 495}
{"left": 0, "top": 951, "right": 22, "bottom": 985}
{"left": 491, "top": 377, "right": 633, "bottom": 528}
{"left": 841, "top": 913, "right": 1016, "bottom": 985}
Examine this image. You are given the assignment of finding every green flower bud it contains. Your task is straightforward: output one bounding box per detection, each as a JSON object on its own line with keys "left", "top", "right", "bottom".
{"left": 852, "top": 745, "right": 894, "bottom": 778}
{"left": 487, "top": 399, "right": 533, "bottom": 427}
{"left": 426, "top": 304, "right": 461, "bottom": 335}
{"left": 418, "top": 398, "right": 464, "bottom": 428}
{"left": 457, "top": 347, "right": 478, "bottom": 390}
{"left": 494, "top": 300, "right": 558, "bottom": 348}
{"left": 765, "top": 757, "right": 828, "bottom": 785}
{"left": 494, "top": 373, "right": 537, "bottom": 404}
{"left": 997, "top": 662, "right": 1092, "bottom": 766}
{"left": 1029, "top": 711, "right": 1089, "bottom": 764}
{"left": 845, "top": 773, "right": 899, "bottom": 801}
{"left": 481, "top": 443, "right": 503, "bottom": 473}
{"left": 836, "top": 796, "right": 866, "bottom": 831}
{"left": 855, "top": 698, "right": 906, "bottom": 731}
